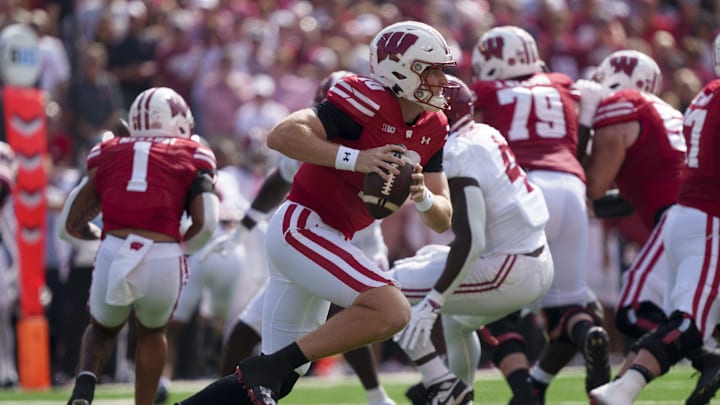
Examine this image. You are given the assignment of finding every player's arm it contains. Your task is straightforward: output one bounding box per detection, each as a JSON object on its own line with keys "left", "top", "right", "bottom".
{"left": 64, "top": 170, "right": 102, "bottom": 240}
{"left": 430, "top": 176, "right": 485, "bottom": 299}
{"left": 394, "top": 175, "right": 484, "bottom": 351}
{"left": 266, "top": 106, "right": 406, "bottom": 180}
{"left": 584, "top": 121, "right": 637, "bottom": 200}
{"left": 574, "top": 79, "right": 605, "bottom": 161}
{"left": 182, "top": 171, "right": 220, "bottom": 255}
{"left": 239, "top": 168, "right": 291, "bottom": 231}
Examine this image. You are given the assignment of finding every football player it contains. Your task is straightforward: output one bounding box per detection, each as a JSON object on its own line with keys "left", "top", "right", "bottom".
{"left": 590, "top": 38, "right": 720, "bottom": 405}
{"left": 175, "top": 20, "right": 456, "bottom": 405}
{"left": 63, "top": 87, "right": 219, "bottom": 405}
{"left": 218, "top": 70, "right": 396, "bottom": 405}
{"left": 470, "top": 26, "right": 610, "bottom": 402}
{"left": 391, "top": 74, "right": 553, "bottom": 405}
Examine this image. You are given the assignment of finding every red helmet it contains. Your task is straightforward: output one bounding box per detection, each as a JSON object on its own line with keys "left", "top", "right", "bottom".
{"left": 443, "top": 75, "right": 475, "bottom": 133}
{"left": 314, "top": 70, "right": 355, "bottom": 104}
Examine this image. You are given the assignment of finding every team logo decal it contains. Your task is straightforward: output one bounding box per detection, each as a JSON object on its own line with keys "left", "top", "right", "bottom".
{"left": 376, "top": 31, "right": 419, "bottom": 62}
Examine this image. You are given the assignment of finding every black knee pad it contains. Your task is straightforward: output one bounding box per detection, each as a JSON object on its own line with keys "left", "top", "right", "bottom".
{"left": 543, "top": 305, "right": 600, "bottom": 344}
{"left": 635, "top": 311, "right": 703, "bottom": 375}
{"left": 616, "top": 301, "right": 668, "bottom": 340}
{"left": 485, "top": 311, "right": 527, "bottom": 367}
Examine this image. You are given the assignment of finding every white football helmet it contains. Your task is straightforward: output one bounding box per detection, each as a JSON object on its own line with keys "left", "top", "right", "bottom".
{"left": 593, "top": 50, "right": 662, "bottom": 95}
{"left": 369, "top": 21, "right": 457, "bottom": 111}
{"left": 713, "top": 32, "right": 720, "bottom": 77}
{"left": 472, "top": 26, "right": 543, "bottom": 81}
{"left": 128, "top": 87, "right": 194, "bottom": 138}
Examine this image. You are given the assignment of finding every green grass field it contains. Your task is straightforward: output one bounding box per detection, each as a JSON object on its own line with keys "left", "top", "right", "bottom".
{"left": 0, "top": 365, "right": 716, "bottom": 404}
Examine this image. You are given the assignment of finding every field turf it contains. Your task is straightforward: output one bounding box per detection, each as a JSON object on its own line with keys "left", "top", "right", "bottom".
{"left": 0, "top": 365, "right": 716, "bottom": 404}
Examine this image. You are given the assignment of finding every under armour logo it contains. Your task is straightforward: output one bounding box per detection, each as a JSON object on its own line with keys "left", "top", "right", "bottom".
{"left": 421, "top": 136, "right": 431, "bottom": 144}
{"left": 406, "top": 130, "right": 413, "bottom": 139}
{"left": 343, "top": 152, "right": 351, "bottom": 162}
{"left": 130, "top": 242, "right": 144, "bottom": 250}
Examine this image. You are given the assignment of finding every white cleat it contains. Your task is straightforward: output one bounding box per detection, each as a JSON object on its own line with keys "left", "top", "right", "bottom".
{"left": 590, "top": 381, "right": 635, "bottom": 405}
{"left": 368, "top": 398, "right": 397, "bottom": 405}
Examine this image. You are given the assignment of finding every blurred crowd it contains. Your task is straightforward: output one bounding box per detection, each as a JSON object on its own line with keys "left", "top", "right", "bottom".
{"left": 0, "top": 0, "right": 719, "bottom": 389}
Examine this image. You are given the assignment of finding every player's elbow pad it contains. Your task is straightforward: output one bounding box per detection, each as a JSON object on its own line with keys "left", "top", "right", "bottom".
{"left": 183, "top": 192, "right": 220, "bottom": 255}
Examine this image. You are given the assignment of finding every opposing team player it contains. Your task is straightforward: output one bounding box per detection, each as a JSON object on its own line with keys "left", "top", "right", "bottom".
{"left": 63, "top": 87, "right": 219, "bottom": 405}
{"left": 219, "top": 70, "right": 396, "bottom": 405}
{"left": 391, "top": 75, "right": 553, "bottom": 405}
{"left": 590, "top": 38, "right": 720, "bottom": 405}
{"left": 176, "top": 20, "right": 457, "bottom": 405}
{"left": 470, "top": 26, "right": 609, "bottom": 402}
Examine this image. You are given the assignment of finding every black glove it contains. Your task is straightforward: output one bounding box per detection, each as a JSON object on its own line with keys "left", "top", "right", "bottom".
{"left": 592, "top": 189, "right": 634, "bottom": 218}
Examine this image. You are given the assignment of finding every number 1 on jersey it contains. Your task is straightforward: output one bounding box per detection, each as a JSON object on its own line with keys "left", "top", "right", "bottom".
{"left": 127, "top": 141, "right": 150, "bottom": 192}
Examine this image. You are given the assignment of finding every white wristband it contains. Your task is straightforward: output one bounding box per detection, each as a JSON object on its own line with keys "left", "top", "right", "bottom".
{"left": 414, "top": 190, "right": 434, "bottom": 212}
{"left": 335, "top": 145, "right": 359, "bottom": 171}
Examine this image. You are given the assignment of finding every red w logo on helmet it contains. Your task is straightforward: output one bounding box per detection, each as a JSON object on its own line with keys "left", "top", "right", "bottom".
{"left": 376, "top": 31, "right": 419, "bottom": 62}
{"left": 480, "top": 36, "right": 504, "bottom": 60}
{"left": 610, "top": 56, "right": 638, "bottom": 76}
{"left": 166, "top": 94, "right": 188, "bottom": 118}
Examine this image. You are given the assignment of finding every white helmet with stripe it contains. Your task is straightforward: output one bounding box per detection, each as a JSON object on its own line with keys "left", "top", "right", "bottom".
{"left": 129, "top": 87, "right": 194, "bottom": 138}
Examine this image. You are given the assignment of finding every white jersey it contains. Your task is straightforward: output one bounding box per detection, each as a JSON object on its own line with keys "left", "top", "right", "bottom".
{"left": 443, "top": 122, "right": 549, "bottom": 254}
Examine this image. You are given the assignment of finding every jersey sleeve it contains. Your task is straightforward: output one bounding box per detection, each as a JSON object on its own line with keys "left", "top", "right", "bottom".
{"left": 593, "top": 90, "right": 642, "bottom": 129}
{"left": 326, "top": 76, "right": 384, "bottom": 128}
{"left": 86, "top": 141, "right": 104, "bottom": 171}
{"left": 192, "top": 143, "right": 217, "bottom": 176}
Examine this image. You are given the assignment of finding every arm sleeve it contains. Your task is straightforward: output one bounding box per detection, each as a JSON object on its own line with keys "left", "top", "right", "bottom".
{"left": 313, "top": 101, "right": 363, "bottom": 141}
{"left": 423, "top": 149, "right": 444, "bottom": 173}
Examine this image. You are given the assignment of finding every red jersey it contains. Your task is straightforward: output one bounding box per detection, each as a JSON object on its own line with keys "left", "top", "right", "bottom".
{"left": 471, "top": 72, "right": 584, "bottom": 181}
{"left": 287, "top": 75, "right": 448, "bottom": 239}
{"left": 593, "top": 89, "right": 686, "bottom": 229}
{"left": 87, "top": 136, "right": 217, "bottom": 240}
{"left": 680, "top": 79, "right": 720, "bottom": 218}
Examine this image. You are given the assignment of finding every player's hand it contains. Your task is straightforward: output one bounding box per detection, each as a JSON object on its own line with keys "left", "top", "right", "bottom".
{"left": 409, "top": 164, "right": 427, "bottom": 202}
{"left": 574, "top": 79, "right": 605, "bottom": 127}
{"left": 394, "top": 293, "right": 443, "bottom": 351}
{"left": 355, "top": 144, "right": 407, "bottom": 180}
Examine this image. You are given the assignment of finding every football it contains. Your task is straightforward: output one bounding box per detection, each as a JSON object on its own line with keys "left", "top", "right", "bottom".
{"left": 362, "top": 151, "right": 415, "bottom": 219}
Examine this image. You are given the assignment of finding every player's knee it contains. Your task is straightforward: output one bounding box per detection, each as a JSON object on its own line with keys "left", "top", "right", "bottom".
{"left": 362, "top": 286, "right": 410, "bottom": 336}
{"left": 544, "top": 304, "right": 601, "bottom": 344}
{"left": 485, "top": 312, "right": 527, "bottom": 367}
{"left": 616, "top": 301, "right": 668, "bottom": 340}
{"left": 635, "top": 310, "right": 703, "bottom": 375}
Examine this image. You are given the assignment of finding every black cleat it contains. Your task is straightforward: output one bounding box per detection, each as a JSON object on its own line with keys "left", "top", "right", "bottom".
{"left": 687, "top": 349, "right": 720, "bottom": 405}
{"left": 530, "top": 376, "right": 548, "bottom": 405}
{"left": 583, "top": 326, "right": 611, "bottom": 393}
{"left": 425, "top": 376, "right": 473, "bottom": 405}
{"left": 406, "top": 382, "right": 427, "bottom": 405}
{"left": 154, "top": 381, "right": 169, "bottom": 404}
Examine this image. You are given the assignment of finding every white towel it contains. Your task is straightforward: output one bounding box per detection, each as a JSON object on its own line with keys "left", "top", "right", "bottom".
{"left": 105, "top": 234, "right": 154, "bottom": 306}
